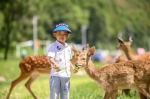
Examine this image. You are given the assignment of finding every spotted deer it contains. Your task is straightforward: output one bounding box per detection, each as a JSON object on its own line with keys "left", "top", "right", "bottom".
{"left": 73, "top": 46, "right": 150, "bottom": 99}
{"left": 6, "top": 46, "right": 81, "bottom": 99}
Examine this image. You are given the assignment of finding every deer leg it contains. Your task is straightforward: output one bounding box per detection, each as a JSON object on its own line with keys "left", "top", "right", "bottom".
{"left": 6, "top": 72, "right": 29, "bottom": 99}
{"left": 103, "top": 91, "right": 112, "bottom": 99}
{"left": 117, "top": 90, "right": 122, "bottom": 95}
{"left": 137, "top": 91, "right": 147, "bottom": 99}
{"left": 25, "top": 73, "right": 40, "bottom": 99}
{"left": 110, "top": 90, "right": 117, "bottom": 99}
{"left": 136, "top": 83, "right": 149, "bottom": 98}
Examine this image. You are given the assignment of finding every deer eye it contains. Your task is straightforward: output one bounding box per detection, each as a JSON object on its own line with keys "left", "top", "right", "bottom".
{"left": 82, "top": 58, "right": 85, "bottom": 60}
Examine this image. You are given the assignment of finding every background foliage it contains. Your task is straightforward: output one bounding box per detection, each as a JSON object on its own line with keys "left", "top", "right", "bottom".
{"left": 0, "top": 0, "right": 150, "bottom": 60}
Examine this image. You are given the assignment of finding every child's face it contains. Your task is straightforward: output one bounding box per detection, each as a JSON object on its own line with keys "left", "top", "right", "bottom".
{"left": 53, "top": 30, "right": 70, "bottom": 44}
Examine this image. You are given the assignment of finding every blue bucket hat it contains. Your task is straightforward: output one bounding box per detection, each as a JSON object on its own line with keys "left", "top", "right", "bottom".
{"left": 53, "top": 23, "right": 71, "bottom": 33}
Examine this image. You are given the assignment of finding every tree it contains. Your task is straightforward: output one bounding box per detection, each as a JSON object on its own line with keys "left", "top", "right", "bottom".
{"left": 0, "top": 0, "right": 24, "bottom": 60}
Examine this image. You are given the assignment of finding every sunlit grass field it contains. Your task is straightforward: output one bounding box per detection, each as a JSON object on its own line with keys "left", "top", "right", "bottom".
{"left": 0, "top": 59, "right": 139, "bottom": 99}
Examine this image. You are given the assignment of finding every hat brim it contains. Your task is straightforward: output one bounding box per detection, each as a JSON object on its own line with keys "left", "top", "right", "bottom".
{"left": 53, "top": 26, "right": 71, "bottom": 33}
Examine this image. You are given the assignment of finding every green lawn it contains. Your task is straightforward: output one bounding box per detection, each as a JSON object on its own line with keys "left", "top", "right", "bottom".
{"left": 0, "top": 59, "right": 139, "bottom": 99}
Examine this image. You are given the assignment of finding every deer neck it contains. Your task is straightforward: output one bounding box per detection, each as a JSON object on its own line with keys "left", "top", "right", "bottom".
{"left": 124, "top": 47, "right": 136, "bottom": 60}
{"left": 84, "top": 57, "right": 99, "bottom": 81}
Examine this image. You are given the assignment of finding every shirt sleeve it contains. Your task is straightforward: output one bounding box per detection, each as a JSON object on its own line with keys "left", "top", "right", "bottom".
{"left": 47, "top": 45, "right": 55, "bottom": 60}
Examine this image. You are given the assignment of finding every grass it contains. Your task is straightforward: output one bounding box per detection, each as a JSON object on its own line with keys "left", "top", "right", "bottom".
{"left": 0, "top": 59, "right": 139, "bottom": 99}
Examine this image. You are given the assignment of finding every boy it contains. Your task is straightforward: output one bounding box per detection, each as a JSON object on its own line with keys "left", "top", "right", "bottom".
{"left": 47, "top": 23, "right": 76, "bottom": 99}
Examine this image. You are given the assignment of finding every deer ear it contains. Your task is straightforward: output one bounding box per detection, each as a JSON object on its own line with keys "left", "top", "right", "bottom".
{"left": 82, "top": 43, "right": 89, "bottom": 51}
{"left": 72, "top": 48, "right": 78, "bottom": 53}
{"left": 129, "top": 36, "right": 133, "bottom": 43}
{"left": 87, "top": 46, "right": 95, "bottom": 57}
{"left": 118, "top": 37, "right": 124, "bottom": 44}
{"left": 72, "top": 45, "right": 76, "bottom": 49}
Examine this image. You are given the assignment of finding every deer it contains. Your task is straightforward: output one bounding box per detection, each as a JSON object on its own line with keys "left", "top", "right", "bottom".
{"left": 6, "top": 45, "right": 83, "bottom": 99}
{"left": 73, "top": 46, "right": 150, "bottom": 99}
{"left": 116, "top": 37, "right": 150, "bottom": 99}
{"left": 6, "top": 55, "right": 51, "bottom": 99}
{"left": 115, "top": 54, "right": 128, "bottom": 63}
{"left": 116, "top": 37, "right": 150, "bottom": 61}
{"left": 114, "top": 54, "right": 132, "bottom": 95}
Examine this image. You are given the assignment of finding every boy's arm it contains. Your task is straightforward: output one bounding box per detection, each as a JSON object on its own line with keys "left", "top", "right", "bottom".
{"left": 49, "top": 57, "right": 60, "bottom": 70}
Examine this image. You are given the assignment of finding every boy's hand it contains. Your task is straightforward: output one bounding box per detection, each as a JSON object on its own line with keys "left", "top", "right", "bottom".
{"left": 53, "top": 64, "right": 60, "bottom": 72}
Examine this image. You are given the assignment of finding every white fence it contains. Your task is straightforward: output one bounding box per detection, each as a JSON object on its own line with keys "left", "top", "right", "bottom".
{"left": 16, "top": 40, "right": 51, "bottom": 58}
{"left": 16, "top": 40, "right": 83, "bottom": 58}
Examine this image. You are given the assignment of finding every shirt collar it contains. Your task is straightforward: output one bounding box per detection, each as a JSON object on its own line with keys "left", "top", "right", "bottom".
{"left": 55, "top": 40, "right": 68, "bottom": 48}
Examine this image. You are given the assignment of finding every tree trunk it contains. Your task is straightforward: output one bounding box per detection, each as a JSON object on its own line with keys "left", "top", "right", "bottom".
{"left": 4, "top": 28, "right": 10, "bottom": 60}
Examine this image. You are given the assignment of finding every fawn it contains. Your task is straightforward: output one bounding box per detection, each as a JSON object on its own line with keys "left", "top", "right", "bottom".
{"left": 6, "top": 47, "right": 79, "bottom": 99}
